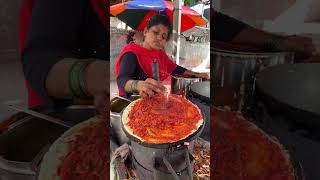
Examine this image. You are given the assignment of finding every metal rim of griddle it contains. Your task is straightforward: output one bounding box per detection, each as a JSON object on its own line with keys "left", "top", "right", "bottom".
{"left": 171, "top": 75, "right": 202, "bottom": 81}
{"left": 214, "top": 106, "right": 304, "bottom": 180}
{"left": 189, "top": 81, "right": 211, "bottom": 104}
{"left": 120, "top": 103, "right": 205, "bottom": 149}
{"left": 283, "top": 143, "right": 305, "bottom": 180}
{"left": 211, "top": 47, "right": 294, "bottom": 57}
{"left": 265, "top": 133, "right": 305, "bottom": 180}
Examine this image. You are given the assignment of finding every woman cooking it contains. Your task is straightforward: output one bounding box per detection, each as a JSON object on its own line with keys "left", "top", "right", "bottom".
{"left": 116, "top": 14, "right": 209, "bottom": 98}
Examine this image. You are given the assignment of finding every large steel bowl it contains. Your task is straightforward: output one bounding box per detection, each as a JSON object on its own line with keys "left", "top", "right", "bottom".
{"left": 211, "top": 48, "right": 294, "bottom": 111}
{"left": 171, "top": 75, "right": 202, "bottom": 97}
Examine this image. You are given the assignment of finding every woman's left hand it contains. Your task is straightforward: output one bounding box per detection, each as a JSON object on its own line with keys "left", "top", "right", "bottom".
{"left": 183, "top": 70, "right": 210, "bottom": 80}
{"left": 84, "top": 61, "right": 109, "bottom": 118}
{"left": 195, "top": 72, "right": 210, "bottom": 80}
{"left": 304, "top": 53, "right": 320, "bottom": 63}
{"left": 277, "top": 35, "right": 316, "bottom": 59}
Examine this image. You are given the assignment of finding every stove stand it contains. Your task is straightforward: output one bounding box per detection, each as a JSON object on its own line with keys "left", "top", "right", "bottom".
{"left": 130, "top": 141, "right": 194, "bottom": 180}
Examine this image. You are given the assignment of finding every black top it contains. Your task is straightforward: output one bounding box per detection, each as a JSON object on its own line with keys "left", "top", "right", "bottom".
{"left": 117, "top": 52, "right": 186, "bottom": 97}
{"left": 21, "top": 0, "right": 108, "bottom": 99}
{"left": 211, "top": 12, "right": 247, "bottom": 42}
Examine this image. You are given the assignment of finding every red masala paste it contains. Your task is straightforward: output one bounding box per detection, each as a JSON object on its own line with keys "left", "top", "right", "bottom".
{"left": 212, "top": 108, "right": 295, "bottom": 180}
{"left": 127, "top": 94, "right": 202, "bottom": 143}
{"left": 57, "top": 119, "right": 108, "bottom": 180}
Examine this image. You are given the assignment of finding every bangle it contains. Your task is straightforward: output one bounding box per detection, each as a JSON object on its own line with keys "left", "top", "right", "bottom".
{"left": 78, "top": 61, "right": 92, "bottom": 97}
{"left": 69, "top": 60, "right": 93, "bottom": 99}
{"left": 131, "top": 80, "right": 138, "bottom": 93}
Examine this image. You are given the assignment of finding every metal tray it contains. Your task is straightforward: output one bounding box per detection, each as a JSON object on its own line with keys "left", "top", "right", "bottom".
{"left": 0, "top": 105, "right": 96, "bottom": 180}
{"left": 110, "top": 97, "right": 131, "bottom": 116}
{"left": 0, "top": 115, "right": 67, "bottom": 180}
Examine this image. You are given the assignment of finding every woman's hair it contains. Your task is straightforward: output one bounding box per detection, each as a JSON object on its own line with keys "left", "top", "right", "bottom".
{"left": 146, "top": 14, "right": 172, "bottom": 41}
{"left": 126, "top": 30, "right": 135, "bottom": 44}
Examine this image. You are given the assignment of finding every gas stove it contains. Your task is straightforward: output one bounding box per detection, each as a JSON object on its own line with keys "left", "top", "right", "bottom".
{"left": 130, "top": 141, "right": 194, "bottom": 180}
{"left": 110, "top": 95, "right": 210, "bottom": 180}
{"left": 248, "top": 103, "right": 320, "bottom": 180}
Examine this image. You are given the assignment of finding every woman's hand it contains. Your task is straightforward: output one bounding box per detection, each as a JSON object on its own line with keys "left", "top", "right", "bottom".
{"left": 84, "top": 61, "right": 109, "bottom": 118}
{"left": 183, "top": 70, "right": 210, "bottom": 80}
{"left": 277, "top": 35, "right": 316, "bottom": 59}
{"left": 136, "top": 78, "right": 166, "bottom": 98}
{"left": 93, "top": 92, "right": 109, "bottom": 119}
{"left": 304, "top": 53, "right": 320, "bottom": 63}
{"left": 196, "top": 72, "right": 210, "bottom": 80}
{"left": 46, "top": 59, "right": 109, "bottom": 118}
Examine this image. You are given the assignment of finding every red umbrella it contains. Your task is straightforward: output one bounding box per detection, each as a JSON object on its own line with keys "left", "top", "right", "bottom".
{"left": 110, "top": 0, "right": 207, "bottom": 32}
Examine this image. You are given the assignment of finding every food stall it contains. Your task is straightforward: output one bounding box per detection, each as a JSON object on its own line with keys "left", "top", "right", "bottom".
{"left": 109, "top": 0, "right": 211, "bottom": 178}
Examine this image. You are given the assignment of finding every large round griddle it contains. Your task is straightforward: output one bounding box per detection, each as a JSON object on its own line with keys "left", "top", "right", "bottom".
{"left": 120, "top": 99, "right": 205, "bottom": 149}
{"left": 256, "top": 63, "right": 320, "bottom": 126}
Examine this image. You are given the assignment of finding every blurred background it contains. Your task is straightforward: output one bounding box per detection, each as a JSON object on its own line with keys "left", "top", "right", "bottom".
{"left": 0, "top": 0, "right": 27, "bottom": 121}
{"left": 212, "top": 0, "right": 320, "bottom": 50}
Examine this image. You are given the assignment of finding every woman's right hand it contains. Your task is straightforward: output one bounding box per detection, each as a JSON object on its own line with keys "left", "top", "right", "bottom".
{"left": 84, "top": 61, "right": 109, "bottom": 118}
{"left": 136, "top": 78, "right": 166, "bottom": 98}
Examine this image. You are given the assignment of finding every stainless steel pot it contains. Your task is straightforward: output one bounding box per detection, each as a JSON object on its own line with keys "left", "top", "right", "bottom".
{"left": 211, "top": 48, "right": 294, "bottom": 110}
{"left": 110, "top": 96, "right": 131, "bottom": 119}
{"left": 171, "top": 75, "right": 202, "bottom": 97}
{"left": 110, "top": 96, "right": 132, "bottom": 146}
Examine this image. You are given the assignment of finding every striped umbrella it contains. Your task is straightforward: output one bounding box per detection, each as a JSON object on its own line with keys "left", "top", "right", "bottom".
{"left": 110, "top": 0, "right": 207, "bottom": 32}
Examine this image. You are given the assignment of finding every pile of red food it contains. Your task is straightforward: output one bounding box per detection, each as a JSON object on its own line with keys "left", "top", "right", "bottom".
{"left": 211, "top": 107, "right": 295, "bottom": 180}
{"left": 127, "top": 93, "right": 202, "bottom": 143}
{"left": 57, "top": 119, "right": 108, "bottom": 180}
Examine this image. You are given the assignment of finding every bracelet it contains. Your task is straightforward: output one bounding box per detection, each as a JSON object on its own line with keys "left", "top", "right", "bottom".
{"left": 78, "top": 61, "right": 92, "bottom": 97}
{"left": 69, "top": 60, "right": 93, "bottom": 99}
{"left": 131, "top": 80, "right": 138, "bottom": 93}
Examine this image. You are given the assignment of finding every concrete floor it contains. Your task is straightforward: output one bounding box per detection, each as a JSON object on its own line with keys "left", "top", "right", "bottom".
{"left": 0, "top": 60, "right": 28, "bottom": 121}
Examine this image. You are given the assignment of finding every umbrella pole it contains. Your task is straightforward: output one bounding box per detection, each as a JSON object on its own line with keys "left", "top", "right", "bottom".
{"left": 173, "top": 0, "right": 182, "bottom": 65}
